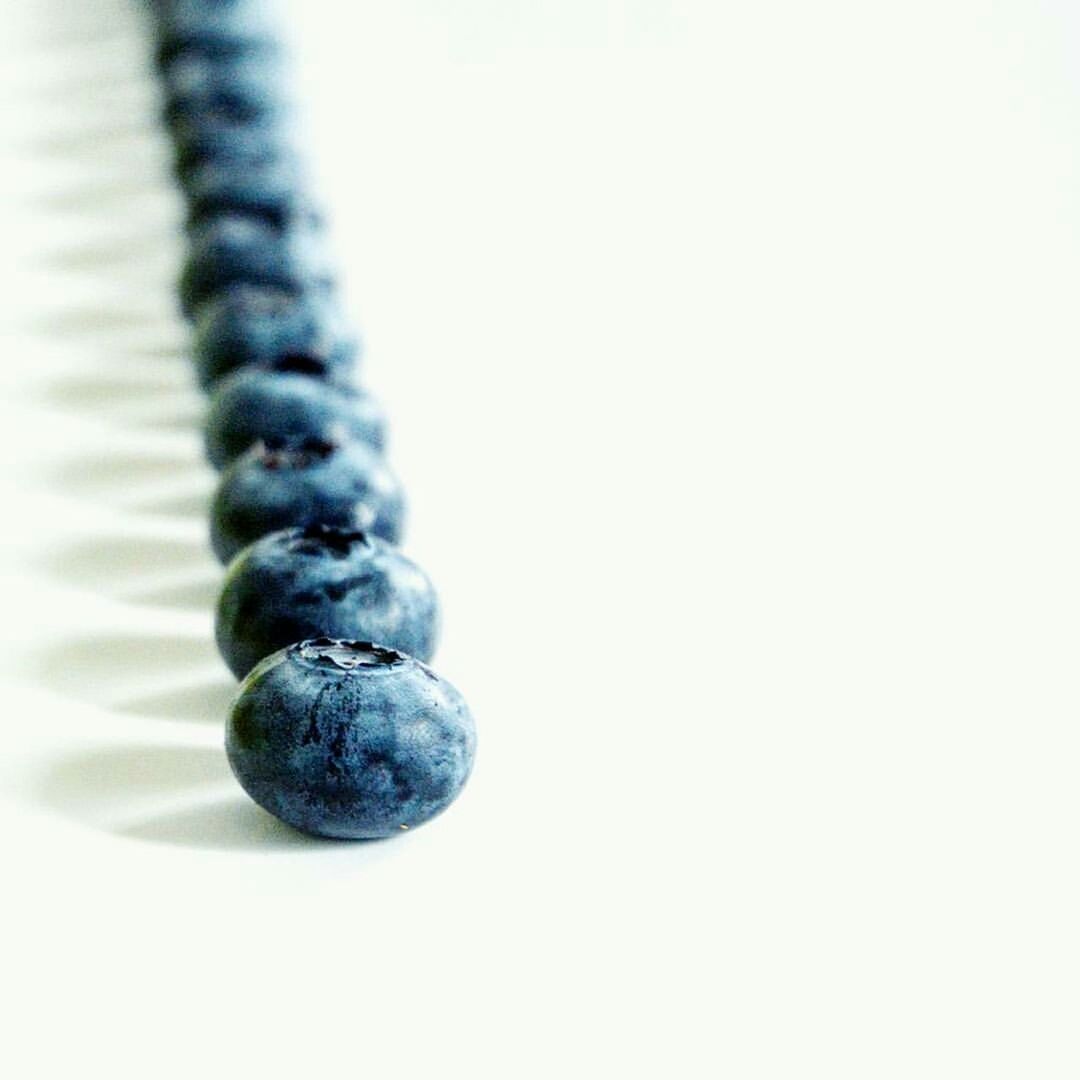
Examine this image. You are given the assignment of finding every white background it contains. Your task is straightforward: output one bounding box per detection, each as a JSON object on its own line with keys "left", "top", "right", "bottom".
{"left": 0, "top": 0, "right": 1078, "bottom": 1075}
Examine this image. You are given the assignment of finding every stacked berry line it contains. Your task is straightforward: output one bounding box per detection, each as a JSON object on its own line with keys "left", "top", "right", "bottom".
{"left": 147, "top": 0, "right": 476, "bottom": 840}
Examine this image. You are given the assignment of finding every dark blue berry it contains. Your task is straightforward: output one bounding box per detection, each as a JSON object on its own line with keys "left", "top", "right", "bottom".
{"left": 210, "top": 437, "right": 406, "bottom": 563}
{"left": 173, "top": 124, "right": 297, "bottom": 187}
{"left": 179, "top": 214, "right": 334, "bottom": 318}
{"left": 216, "top": 525, "right": 438, "bottom": 678}
{"left": 153, "top": 0, "right": 283, "bottom": 70}
{"left": 192, "top": 285, "right": 359, "bottom": 390}
{"left": 170, "top": 93, "right": 294, "bottom": 164}
{"left": 163, "top": 51, "right": 287, "bottom": 134}
{"left": 205, "top": 367, "right": 386, "bottom": 469}
{"left": 226, "top": 639, "right": 475, "bottom": 839}
{"left": 184, "top": 157, "right": 323, "bottom": 234}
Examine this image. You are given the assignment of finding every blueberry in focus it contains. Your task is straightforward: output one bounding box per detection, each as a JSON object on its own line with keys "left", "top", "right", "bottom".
{"left": 216, "top": 525, "right": 438, "bottom": 678}
{"left": 179, "top": 214, "right": 334, "bottom": 318}
{"left": 184, "top": 157, "right": 323, "bottom": 235}
{"left": 205, "top": 366, "right": 386, "bottom": 469}
{"left": 226, "top": 639, "right": 475, "bottom": 839}
{"left": 193, "top": 285, "right": 359, "bottom": 390}
{"left": 210, "top": 436, "right": 406, "bottom": 563}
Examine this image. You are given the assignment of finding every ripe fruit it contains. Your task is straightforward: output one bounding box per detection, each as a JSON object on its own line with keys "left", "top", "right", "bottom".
{"left": 226, "top": 639, "right": 476, "bottom": 839}
{"left": 210, "top": 436, "right": 405, "bottom": 563}
{"left": 216, "top": 525, "right": 438, "bottom": 678}
{"left": 179, "top": 214, "right": 334, "bottom": 318}
{"left": 193, "top": 285, "right": 360, "bottom": 390}
{"left": 205, "top": 367, "right": 385, "bottom": 469}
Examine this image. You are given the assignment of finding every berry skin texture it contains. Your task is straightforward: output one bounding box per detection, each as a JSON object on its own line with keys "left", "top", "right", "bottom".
{"left": 226, "top": 639, "right": 476, "bottom": 839}
{"left": 193, "top": 285, "right": 359, "bottom": 390}
{"left": 205, "top": 368, "right": 386, "bottom": 470}
{"left": 179, "top": 214, "right": 334, "bottom": 319}
{"left": 210, "top": 437, "right": 406, "bottom": 563}
{"left": 216, "top": 525, "right": 439, "bottom": 678}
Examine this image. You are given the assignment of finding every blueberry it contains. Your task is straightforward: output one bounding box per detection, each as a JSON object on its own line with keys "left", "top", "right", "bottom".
{"left": 205, "top": 367, "right": 386, "bottom": 469}
{"left": 153, "top": 0, "right": 283, "bottom": 70}
{"left": 167, "top": 70, "right": 293, "bottom": 145}
{"left": 163, "top": 51, "right": 287, "bottom": 134}
{"left": 173, "top": 124, "right": 297, "bottom": 187}
{"left": 163, "top": 47, "right": 284, "bottom": 97}
{"left": 184, "top": 157, "right": 323, "bottom": 234}
{"left": 226, "top": 639, "right": 475, "bottom": 839}
{"left": 179, "top": 215, "right": 334, "bottom": 318}
{"left": 159, "top": 36, "right": 282, "bottom": 73}
{"left": 216, "top": 525, "right": 438, "bottom": 678}
{"left": 210, "top": 437, "right": 406, "bottom": 563}
{"left": 171, "top": 105, "right": 297, "bottom": 183}
{"left": 193, "top": 285, "right": 359, "bottom": 389}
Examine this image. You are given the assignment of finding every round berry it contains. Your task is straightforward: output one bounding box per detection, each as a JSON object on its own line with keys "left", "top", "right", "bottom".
{"left": 210, "top": 436, "right": 405, "bottom": 563}
{"left": 179, "top": 214, "right": 334, "bottom": 318}
{"left": 226, "top": 639, "right": 476, "bottom": 839}
{"left": 205, "top": 367, "right": 386, "bottom": 469}
{"left": 184, "top": 158, "right": 323, "bottom": 234}
{"left": 216, "top": 525, "right": 438, "bottom": 678}
{"left": 173, "top": 124, "right": 296, "bottom": 186}
{"left": 162, "top": 51, "right": 286, "bottom": 133}
{"left": 153, "top": 0, "right": 283, "bottom": 70}
{"left": 193, "top": 285, "right": 359, "bottom": 390}
{"left": 170, "top": 90, "right": 295, "bottom": 173}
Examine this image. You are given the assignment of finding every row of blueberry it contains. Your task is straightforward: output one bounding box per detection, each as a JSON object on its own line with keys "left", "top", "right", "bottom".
{"left": 145, "top": 0, "right": 476, "bottom": 840}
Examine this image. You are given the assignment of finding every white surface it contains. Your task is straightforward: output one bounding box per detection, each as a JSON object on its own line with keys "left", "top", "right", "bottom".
{"left": 0, "top": 1, "right": 1078, "bottom": 1076}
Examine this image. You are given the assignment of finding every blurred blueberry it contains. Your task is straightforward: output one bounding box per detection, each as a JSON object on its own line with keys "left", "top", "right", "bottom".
{"left": 216, "top": 525, "right": 438, "bottom": 678}
{"left": 205, "top": 366, "right": 386, "bottom": 469}
{"left": 184, "top": 157, "right": 323, "bottom": 234}
{"left": 226, "top": 639, "right": 476, "bottom": 839}
{"left": 153, "top": 0, "right": 284, "bottom": 70}
{"left": 173, "top": 123, "right": 297, "bottom": 186}
{"left": 193, "top": 285, "right": 359, "bottom": 389}
{"left": 210, "top": 436, "right": 406, "bottom": 563}
{"left": 163, "top": 46, "right": 284, "bottom": 97}
{"left": 163, "top": 52, "right": 288, "bottom": 134}
{"left": 171, "top": 102, "right": 296, "bottom": 179}
{"left": 179, "top": 214, "right": 334, "bottom": 318}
